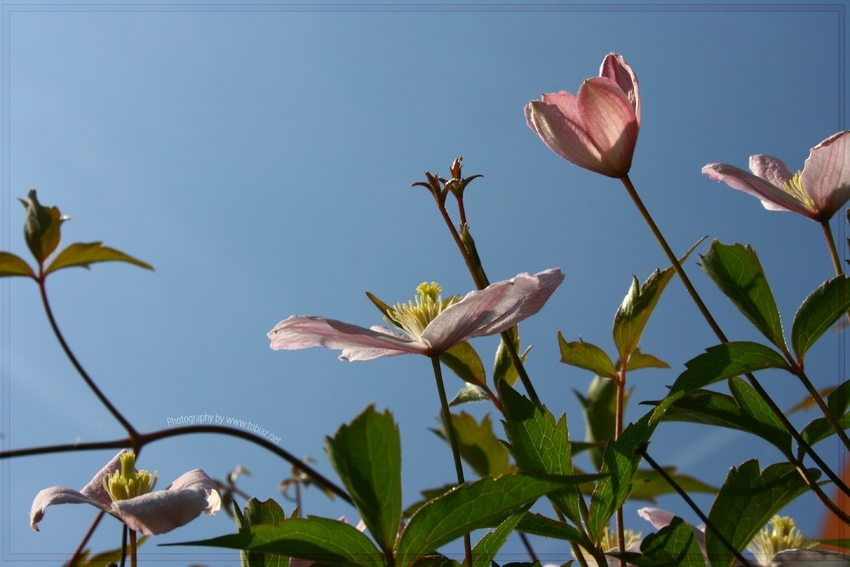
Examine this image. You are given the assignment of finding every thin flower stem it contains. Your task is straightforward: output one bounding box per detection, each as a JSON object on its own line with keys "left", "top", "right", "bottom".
{"left": 615, "top": 369, "right": 626, "bottom": 567}
{"left": 431, "top": 355, "right": 473, "bottom": 567}
{"left": 619, "top": 174, "right": 850, "bottom": 502}
{"left": 635, "top": 443, "right": 756, "bottom": 567}
{"left": 38, "top": 276, "right": 139, "bottom": 443}
{"left": 120, "top": 523, "right": 128, "bottom": 567}
{"left": 821, "top": 220, "right": 844, "bottom": 277}
{"left": 130, "top": 528, "right": 137, "bottom": 567}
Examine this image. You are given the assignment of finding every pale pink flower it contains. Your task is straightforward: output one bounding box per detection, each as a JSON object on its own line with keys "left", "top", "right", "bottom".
{"left": 30, "top": 450, "right": 221, "bottom": 536}
{"left": 268, "top": 268, "right": 564, "bottom": 361}
{"left": 702, "top": 131, "right": 850, "bottom": 222}
{"left": 525, "top": 53, "right": 640, "bottom": 178}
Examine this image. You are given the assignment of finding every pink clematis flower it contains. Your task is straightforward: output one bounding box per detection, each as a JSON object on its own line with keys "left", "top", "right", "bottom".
{"left": 702, "top": 131, "right": 850, "bottom": 222}
{"left": 525, "top": 53, "right": 641, "bottom": 178}
{"left": 268, "top": 268, "right": 564, "bottom": 361}
{"left": 30, "top": 450, "right": 221, "bottom": 536}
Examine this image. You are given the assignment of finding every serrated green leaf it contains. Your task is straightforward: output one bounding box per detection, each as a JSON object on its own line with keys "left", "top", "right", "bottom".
{"left": 397, "top": 474, "right": 587, "bottom": 567}
{"left": 472, "top": 510, "right": 528, "bottom": 567}
{"left": 326, "top": 406, "right": 401, "bottom": 556}
{"left": 494, "top": 326, "right": 529, "bottom": 387}
{"left": 441, "top": 342, "right": 486, "bottom": 387}
{"left": 432, "top": 412, "right": 514, "bottom": 477}
{"left": 613, "top": 239, "right": 702, "bottom": 363}
{"left": 589, "top": 414, "right": 657, "bottom": 539}
{"left": 500, "top": 382, "right": 583, "bottom": 526}
{"left": 651, "top": 342, "right": 790, "bottom": 423}
{"left": 699, "top": 241, "right": 786, "bottom": 352}
{"left": 622, "top": 516, "right": 706, "bottom": 567}
{"left": 655, "top": 389, "right": 792, "bottom": 453}
{"left": 0, "top": 251, "right": 35, "bottom": 278}
{"left": 627, "top": 468, "right": 716, "bottom": 503}
{"left": 799, "top": 380, "right": 850, "bottom": 447}
{"left": 20, "top": 189, "right": 65, "bottom": 264}
{"left": 624, "top": 348, "right": 670, "bottom": 372}
{"left": 558, "top": 333, "right": 617, "bottom": 379}
{"left": 705, "top": 460, "right": 817, "bottom": 567}
{"left": 240, "top": 498, "right": 289, "bottom": 567}
{"left": 514, "top": 511, "right": 587, "bottom": 546}
{"left": 574, "top": 375, "right": 618, "bottom": 472}
{"left": 167, "top": 517, "right": 383, "bottom": 567}
{"left": 792, "top": 276, "right": 850, "bottom": 361}
{"left": 728, "top": 377, "right": 792, "bottom": 454}
{"left": 45, "top": 241, "right": 153, "bottom": 274}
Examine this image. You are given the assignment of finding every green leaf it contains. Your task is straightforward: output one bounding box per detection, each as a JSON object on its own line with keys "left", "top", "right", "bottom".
{"left": 326, "top": 406, "right": 401, "bottom": 556}
{"left": 397, "top": 474, "right": 586, "bottom": 567}
{"left": 441, "top": 342, "right": 486, "bottom": 387}
{"left": 574, "top": 375, "right": 619, "bottom": 472}
{"left": 45, "top": 241, "right": 154, "bottom": 274}
{"left": 514, "top": 511, "right": 587, "bottom": 546}
{"left": 493, "top": 326, "right": 530, "bottom": 387}
{"left": 0, "top": 251, "right": 35, "bottom": 278}
{"left": 624, "top": 348, "right": 670, "bottom": 372}
{"left": 792, "top": 275, "right": 850, "bottom": 361}
{"left": 471, "top": 510, "right": 528, "bottom": 567}
{"left": 621, "top": 516, "right": 706, "bottom": 567}
{"left": 728, "top": 377, "right": 792, "bottom": 454}
{"left": 168, "top": 517, "right": 383, "bottom": 567}
{"left": 655, "top": 388, "right": 792, "bottom": 454}
{"left": 588, "top": 414, "right": 657, "bottom": 539}
{"left": 432, "top": 412, "right": 514, "bottom": 477}
{"left": 20, "top": 189, "right": 65, "bottom": 264}
{"left": 500, "top": 381, "right": 583, "bottom": 526}
{"left": 239, "top": 498, "right": 289, "bottom": 567}
{"left": 651, "top": 342, "right": 790, "bottom": 423}
{"left": 449, "top": 383, "right": 490, "bottom": 406}
{"left": 801, "top": 381, "right": 850, "bottom": 447}
{"left": 613, "top": 239, "right": 702, "bottom": 363}
{"left": 557, "top": 333, "right": 617, "bottom": 379}
{"left": 698, "top": 241, "right": 786, "bottom": 352}
{"left": 627, "top": 468, "right": 716, "bottom": 503}
{"left": 705, "top": 460, "right": 817, "bottom": 567}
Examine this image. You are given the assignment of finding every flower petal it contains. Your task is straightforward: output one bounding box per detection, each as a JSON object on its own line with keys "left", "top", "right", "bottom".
{"left": 30, "top": 486, "right": 111, "bottom": 531}
{"left": 421, "top": 268, "right": 564, "bottom": 352}
{"left": 113, "top": 469, "right": 220, "bottom": 536}
{"left": 599, "top": 53, "right": 640, "bottom": 128}
{"left": 749, "top": 154, "right": 794, "bottom": 190}
{"left": 268, "top": 315, "right": 429, "bottom": 360}
{"left": 702, "top": 162, "right": 817, "bottom": 218}
{"left": 577, "top": 77, "right": 638, "bottom": 177}
{"left": 525, "top": 96, "right": 607, "bottom": 174}
{"left": 800, "top": 130, "right": 850, "bottom": 220}
{"left": 80, "top": 450, "right": 126, "bottom": 506}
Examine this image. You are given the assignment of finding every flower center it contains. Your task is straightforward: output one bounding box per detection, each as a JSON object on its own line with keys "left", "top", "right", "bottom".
{"left": 599, "top": 526, "right": 642, "bottom": 551}
{"left": 385, "top": 282, "right": 460, "bottom": 343}
{"left": 103, "top": 452, "right": 158, "bottom": 502}
{"left": 746, "top": 515, "right": 816, "bottom": 566}
{"left": 782, "top": 171, "right": 816, "bottom": 209}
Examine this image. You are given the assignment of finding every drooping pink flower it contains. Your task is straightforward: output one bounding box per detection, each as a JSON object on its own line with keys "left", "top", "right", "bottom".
{"left": 268, "top": 268, "right": 564, "bottom": 361}
{"left": 30, "top": 450, "right": 221, "bottom": 536}
{"left": 525, "top": 53, "right": 640, "bottom": 178}
{"left": 702, "top": 131, "right": 850, "bottom": 222}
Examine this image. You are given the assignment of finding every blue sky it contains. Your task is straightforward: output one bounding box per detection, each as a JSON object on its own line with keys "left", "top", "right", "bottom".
{"left": 1, "top": 1, "right": 847, "bottom": 564}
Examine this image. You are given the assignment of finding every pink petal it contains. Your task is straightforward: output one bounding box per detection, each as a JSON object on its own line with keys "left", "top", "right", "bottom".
{"left": 113, "top": 469, "right": 220, "bottom": 536}
{"left": 801, "top": 130, "right": 850, "bottom": 220}
{"left": 30, "top": 486, "right": 111, "bottom": 531}
{"left": 577, "top": 77, "right": 638, "bottom": 177}
{"left": 421, "top": 268, "right": 564, "bottom": 352}
{"left": 80, "top": 450, "right": 126, "bottom": 506}
{"left": 525, "top": 97, "right": 606, "bottom": 174}
{"left": 702, "top": 162, "right": 817, "bottom": 218}
{"left": 599, "top": 53, "right": 640, "bottom": 127}
{"left": 268, "top": 315, "right": 428, "bottom": 360}
{"left": 749, "top": 154, "right": 794, "bottom": 190}
{"left": 637, "top": 507, "right": 676, "bottom": 530}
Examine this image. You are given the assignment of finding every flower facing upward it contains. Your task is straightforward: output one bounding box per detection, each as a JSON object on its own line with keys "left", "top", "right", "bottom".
{"left": 268, "top": 268, "right": 564, "bottom": 361}
{"left": 525, "top": 53, "right": 640, "bottom": 178}
{"left": 31, "top": 451, "right": 221, "bottom": 536}
{"left": 747, "top": 515, "right": 817, "bottom": 566}
{"left": 702, "top": 130, "right": 850, "bottom": 222}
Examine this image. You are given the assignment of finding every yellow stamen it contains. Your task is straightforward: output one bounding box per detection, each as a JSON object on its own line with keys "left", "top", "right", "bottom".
{"left": 782, "top": 171, "right": 816, "bottom": 209}
{"left": 103, "top": 452, "right": 158, "bottom": 502}
{"left": 385, "top": 282, "right": 461, "bottom": 343}
{"left": 599, "top": 525, "right": 642, "bottom": 551}
{"left": 746, "top": 515, "right": 816, "bottom": 566}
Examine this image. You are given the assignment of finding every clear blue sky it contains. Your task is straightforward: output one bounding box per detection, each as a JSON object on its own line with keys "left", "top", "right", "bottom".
{"left": 1, "top": 1, "right": 846, "bottom": 564}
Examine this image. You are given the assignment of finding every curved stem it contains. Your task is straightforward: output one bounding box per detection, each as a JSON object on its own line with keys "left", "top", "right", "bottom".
{"left": 821, "top": 220, "right": 844, "bottom": 277}
{"left": 620, "top": 175, "right": 850, "bottom": 501}
{"left": 1, "top": 424, "right": 353, "bottom": 505}
{"left": 38, "top": 275, "right": 139, "bottom": 442}
{"left": 431, "top": 356, "right": 472, "bottom": 567}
